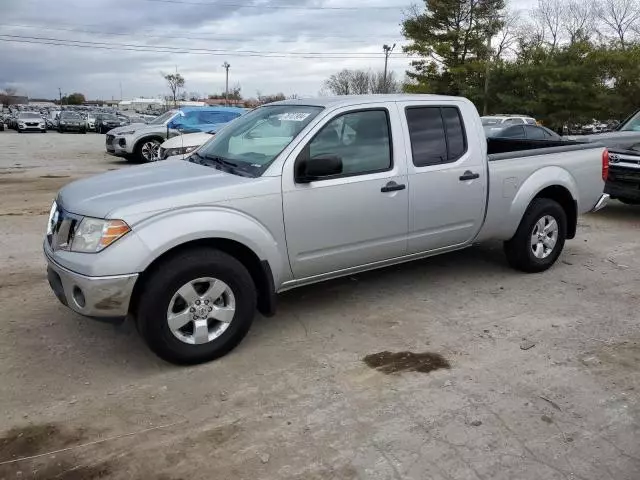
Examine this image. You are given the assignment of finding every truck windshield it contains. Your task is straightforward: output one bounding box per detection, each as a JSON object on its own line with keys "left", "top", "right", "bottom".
{"left": 618, "top": 111, "right": 640, "bottom": 131}
{"left": 194, "top": 105, "right": 323, "bottom": 176}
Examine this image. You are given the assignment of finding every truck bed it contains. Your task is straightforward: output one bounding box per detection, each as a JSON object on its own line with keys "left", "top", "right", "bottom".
{"left": 476, "top": 139, "right": 606, "bottom": 243}
{"left": 487, "top": 137, "right": 597, "bottom": 158}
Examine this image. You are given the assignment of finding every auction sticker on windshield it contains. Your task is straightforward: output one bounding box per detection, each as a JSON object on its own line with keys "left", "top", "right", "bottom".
{"left": 277, "top": 113, "right": 311, "bottom": 122}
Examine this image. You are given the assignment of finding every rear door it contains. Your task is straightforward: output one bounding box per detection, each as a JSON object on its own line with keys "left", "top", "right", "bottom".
{"left": 398, "top": 101, "right": 488, "bottom": 254}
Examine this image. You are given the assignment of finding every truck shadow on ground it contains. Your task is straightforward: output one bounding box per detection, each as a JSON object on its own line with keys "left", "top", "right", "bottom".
{"left": 19, "top": 242, "right": 511, "bottom": 373}
{"left": 591, "top": 201, "right": 639, "bottom": 222}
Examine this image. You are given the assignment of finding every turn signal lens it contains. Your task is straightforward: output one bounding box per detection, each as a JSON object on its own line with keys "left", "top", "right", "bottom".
{"left": 99, "top": 220, "right": 131, "bottom": 250}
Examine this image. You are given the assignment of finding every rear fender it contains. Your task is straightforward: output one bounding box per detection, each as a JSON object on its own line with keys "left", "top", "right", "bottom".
{"left": 504, "top": 167, "right": 579, "bottom": 239}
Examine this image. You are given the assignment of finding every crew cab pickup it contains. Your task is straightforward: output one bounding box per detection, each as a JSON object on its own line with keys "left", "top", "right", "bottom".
{"left": 44, "top": 95, "right": 609, "bottom": 364}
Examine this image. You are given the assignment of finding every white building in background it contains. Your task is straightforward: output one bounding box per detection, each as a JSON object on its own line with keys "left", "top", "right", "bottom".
{"left": 118, "top": 97, "right": 165, "bottom": 113}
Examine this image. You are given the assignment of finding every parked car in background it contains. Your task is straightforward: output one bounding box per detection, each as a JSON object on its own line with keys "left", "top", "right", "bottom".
{"left": 567, "top": 109, "right": 640, "bottom": 205}
{"left": 485, "top": 124, "right": 561, "bottom": 140}
{"left": 16, "top": 112, "right": 46, "bottom": 133}
{"left": 95, "top": 113, "right": 127, "bottom": 133}
{"left": 85, "top": 114, "right": 96, "bottom": 131}
{"left": 481, "top": 115, "right": 537, "bottom": 127}
{"left": 46, "top": 111, "right": 60, "bottom": 130}
{"left": 47, "top": 94, "right": 608, "bottom": 364}
{"left": 105, "top": 107, "right": 245, "bottom": 162}
{"left": 58, "top": 111, "right": 87, "bottom": 133}
{"left": 157, "top": 130, "right": 215, "bottom": 161}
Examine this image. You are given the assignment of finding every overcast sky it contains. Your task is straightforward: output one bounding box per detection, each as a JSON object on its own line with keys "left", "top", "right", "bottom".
{"left": 1, "top": 0, "right": 536, "bottom": 101}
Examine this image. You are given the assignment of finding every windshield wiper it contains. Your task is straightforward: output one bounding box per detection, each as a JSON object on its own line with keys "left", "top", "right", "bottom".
{"left": 189, "top": 153, "right": 253, "bottom": 177}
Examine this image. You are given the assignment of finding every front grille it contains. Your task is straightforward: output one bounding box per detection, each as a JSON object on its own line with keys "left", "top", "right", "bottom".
{"left": 106, "top": 134, "right": 115, "bottom": 146}
{"left": 26, "top": 122, "right": 39, "bottom": 126}
{"left": 47, "top": 206, "right": 82, "bottom": 251}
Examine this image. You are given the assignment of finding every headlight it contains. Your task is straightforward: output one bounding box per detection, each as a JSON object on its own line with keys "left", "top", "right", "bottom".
{"left": 70, "top": 218, "right": 130, "bottom": 253}
{"left": 119, "top": 130, "right": 136, "bottom": 135}
{"left": 166, "top": 145, "right": 197, "bottom": 157}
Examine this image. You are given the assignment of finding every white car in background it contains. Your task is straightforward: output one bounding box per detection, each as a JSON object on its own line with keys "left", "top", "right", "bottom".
{"left": 156, "top": 130, "right": 215, "bottom": 161}
{"left": 481, "top": 115, "right": 537, "bottom": 126}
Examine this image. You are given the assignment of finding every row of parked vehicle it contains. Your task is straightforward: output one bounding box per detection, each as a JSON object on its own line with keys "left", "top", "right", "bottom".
{"left": 0, "top": 107, "right": 155, "bottom": 134}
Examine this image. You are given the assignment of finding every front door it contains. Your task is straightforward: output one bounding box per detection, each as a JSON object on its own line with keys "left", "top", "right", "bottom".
{"left": 398, "top": 101, "right": 487, "bottom": 253}
{"left": 282, "top": 107, "right": 409, "bottom": 279}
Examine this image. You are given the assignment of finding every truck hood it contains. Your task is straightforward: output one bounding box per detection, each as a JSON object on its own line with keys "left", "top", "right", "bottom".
{"left": 161, "top": 132, "right": 213, "bottom": 149}
{"left": 572, "top": 131, "right": 640, "bottom": 152}
{"left": 57, "top": 160, "right": 258, "bottom": 221}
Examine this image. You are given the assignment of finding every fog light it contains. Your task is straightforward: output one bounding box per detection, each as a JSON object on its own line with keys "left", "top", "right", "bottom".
{"left": 72, "top": 286, "right": 86, "bottom": 308}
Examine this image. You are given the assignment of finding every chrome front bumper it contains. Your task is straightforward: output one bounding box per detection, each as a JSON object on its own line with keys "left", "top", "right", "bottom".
{"left": 45, "top": 251, "right": 138, "bottom": 319}
{"left": 590, "top": 193, "right": 610, "bottom": 212}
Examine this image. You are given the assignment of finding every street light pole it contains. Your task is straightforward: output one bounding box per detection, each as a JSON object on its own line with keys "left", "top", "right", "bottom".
{"left": 222, "top": 62, "right": 230, "bottom": 106}
{"left": 382, "top": 43, "right": 396, "bottom": 93}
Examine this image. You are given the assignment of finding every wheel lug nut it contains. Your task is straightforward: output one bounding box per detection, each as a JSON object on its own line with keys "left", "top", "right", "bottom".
{"left": 204, "top": 300, "right": 209, "bottom": 305}
{"left": 195, "top": 300, "right": 201, "bottom": 305}
{"left": 190, "top": 307, "right": 195, "bottom": 312}
{"left": 208, "top": 306, "right": 213, "bottom": 312}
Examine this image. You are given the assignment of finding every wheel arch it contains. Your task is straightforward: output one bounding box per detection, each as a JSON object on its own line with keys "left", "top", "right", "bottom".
{"left": 129, "top": 237, "right": 277, "bottom": 319}
{"left": 532, "top": 185, "right": 577, "bottom": 239}
{"left": 133, "top": 135, "right": 165, "bottom": 155}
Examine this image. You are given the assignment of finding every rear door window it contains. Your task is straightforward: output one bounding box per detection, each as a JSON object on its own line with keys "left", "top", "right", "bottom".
{"left": 524, "top": 126, "right": 545, "bottom": 139}
{"left": 499, "top": 126, "right": 525, "bottom": 138}
{"left": 405, "top": 106, "right": 467, "bottom": 167}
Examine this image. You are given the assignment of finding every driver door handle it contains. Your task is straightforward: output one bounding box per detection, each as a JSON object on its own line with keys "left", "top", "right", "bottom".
{"left": 381, "top": 181, "right": 406, "bottom": 193}
{"left": 459, "top": 171, "right": 480, "bottom": 181}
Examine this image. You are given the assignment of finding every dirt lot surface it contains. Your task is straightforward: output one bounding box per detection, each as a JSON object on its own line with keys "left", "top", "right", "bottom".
{"left": 0, "top": 130, "right": 638, "bottom": 479}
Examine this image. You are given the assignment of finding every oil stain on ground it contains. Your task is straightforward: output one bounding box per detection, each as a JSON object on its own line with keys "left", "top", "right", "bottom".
{"left": 363, "top": 351, "right": 451, "bottom": 374}
{"left": 0, "top": 423, "right": 113, "bottom": 479}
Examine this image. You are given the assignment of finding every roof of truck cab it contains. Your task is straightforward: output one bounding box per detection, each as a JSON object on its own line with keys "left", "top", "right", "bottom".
{"left": 271, "top": 94, "right": 468, "bottom": 108}
{"left": 175, "top": 106, "right": 246, "bottom": 113}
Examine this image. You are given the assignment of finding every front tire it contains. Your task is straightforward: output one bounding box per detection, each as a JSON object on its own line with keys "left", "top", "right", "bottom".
{"left": 504, "top": 198, "right": 567, "bottom": 273}
{"left": 135, "top": 138, "right": 161, "bottom": 162}
{"left": 137, "top": 248, "right": 257, "bottom": 364}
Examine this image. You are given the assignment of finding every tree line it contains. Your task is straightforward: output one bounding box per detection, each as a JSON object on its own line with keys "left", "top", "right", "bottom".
{"left": 322, "top": 0, "right": 640, "bottom": 129}
{"left": 402, "top": 0, "right": 640, "bottom": 129}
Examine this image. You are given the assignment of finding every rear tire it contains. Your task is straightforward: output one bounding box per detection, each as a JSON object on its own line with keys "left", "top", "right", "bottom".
{"left": 136, "top": 248, "right": 257, "bottom": 364}
{"left": 504, "top": 198, "right": 567, "bottom": 273}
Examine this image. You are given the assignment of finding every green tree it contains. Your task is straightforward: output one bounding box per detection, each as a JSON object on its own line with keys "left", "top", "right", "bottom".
{"left": 62, "top": 92, "right": 86, "bottom": 105}
{"left": 402, "top": 0, "right": 506, "bottom": 105}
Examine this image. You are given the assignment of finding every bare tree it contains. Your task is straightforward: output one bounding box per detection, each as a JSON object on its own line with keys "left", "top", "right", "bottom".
{"left": 561, "top": 0, "right": 596, "bottom": 44}
{"left": 350, "top": 70, "right": 371, "bottom": 95}
{"left": 324, "top": 70, "right": 352, "bottom": 95}
{"left": 598, "top": 0, "right": 640, "bottom": 49}
{"left": 370, "top": 71, "right": 400, "bottom": 94}
{"left": 493, "top": 10, "right": 521, "bottom": 60}
{"left": 536, "top": 0, "right": 564, "bottom": 50}
{"left": 162, "top": 72, "right": 185, "bottom": 106}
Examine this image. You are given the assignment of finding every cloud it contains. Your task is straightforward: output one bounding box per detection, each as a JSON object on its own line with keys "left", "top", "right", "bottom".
{"left": 1, "top": 0, "right": 536, "bottom": 100}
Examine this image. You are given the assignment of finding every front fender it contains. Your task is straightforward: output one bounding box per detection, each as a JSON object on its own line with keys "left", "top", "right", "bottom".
{"left": 504, "top": 166, "right": 579, "bottom": 239}
{"left": 132, "top": 206, "right": 286, "bottom": 286}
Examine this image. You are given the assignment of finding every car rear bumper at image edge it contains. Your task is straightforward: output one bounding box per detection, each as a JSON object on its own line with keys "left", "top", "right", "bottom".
{"left": 45, "top": 248, "right": 138, "bottom": 319}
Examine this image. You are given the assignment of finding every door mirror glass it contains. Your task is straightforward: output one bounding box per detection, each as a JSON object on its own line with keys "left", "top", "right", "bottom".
{"left": 295, "top": 155, "right": 343, "bottom": 183}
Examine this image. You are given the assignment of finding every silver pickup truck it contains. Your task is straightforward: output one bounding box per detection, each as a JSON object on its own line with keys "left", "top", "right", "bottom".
{"left": 44, "top": 95, "right": 609, "bottom": 364}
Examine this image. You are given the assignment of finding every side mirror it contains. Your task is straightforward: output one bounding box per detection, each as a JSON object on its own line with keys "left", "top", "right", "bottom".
{"left": 295, "top": 154, "right": 343, "bottom": 183}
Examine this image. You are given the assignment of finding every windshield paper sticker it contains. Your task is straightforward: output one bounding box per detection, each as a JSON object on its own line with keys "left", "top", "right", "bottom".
{"left": 278, "top": 112, "right": 310, "bottom": 122}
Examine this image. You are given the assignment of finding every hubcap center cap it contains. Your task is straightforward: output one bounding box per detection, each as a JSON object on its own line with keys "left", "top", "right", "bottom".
{"left": 196, "top": 305, "right": 209, "bottom": 317}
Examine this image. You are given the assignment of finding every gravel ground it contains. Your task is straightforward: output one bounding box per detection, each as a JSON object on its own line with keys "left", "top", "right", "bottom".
{"left": 0, "top": 130, "right": 638, "bottom": 480}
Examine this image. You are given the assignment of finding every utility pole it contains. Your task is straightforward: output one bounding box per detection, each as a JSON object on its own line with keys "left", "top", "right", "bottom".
{"left": 119, "top": 82, "right": 123, "bottom": 101}
{"left": 58, "top": 87, "right": 62, "bottom": 105}
{"left": 382, "top": 43, "right": 395, "bottom": 93}
{"left": 483, "top": 33, "right": 492, "bottom": 116}
{"left": 222, "top": 62, "right": 230, "bottom": 106}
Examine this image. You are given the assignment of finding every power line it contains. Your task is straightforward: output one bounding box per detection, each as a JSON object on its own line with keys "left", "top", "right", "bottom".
{"left": 0, "top": 23, "right": 405, "bottom": 44}
{"left": 0, "top": 34, "right": 409, "bottom": 57}
{"left": 0, "top": 35, "right": 411, "bottom": 59}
